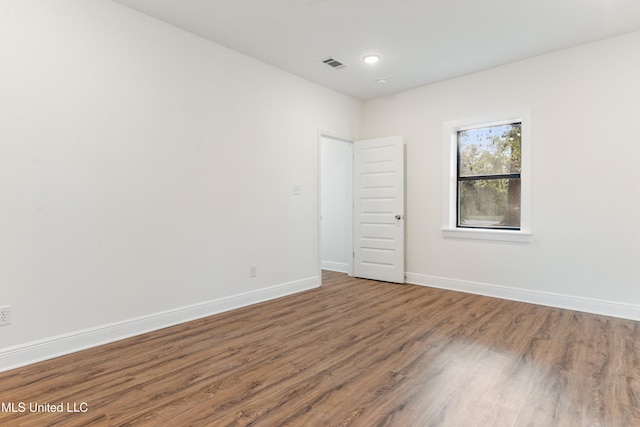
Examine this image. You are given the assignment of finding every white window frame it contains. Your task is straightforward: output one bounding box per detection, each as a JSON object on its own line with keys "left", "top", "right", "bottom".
{"left": 442, "top": 110, "right": 532, "bottom": 242}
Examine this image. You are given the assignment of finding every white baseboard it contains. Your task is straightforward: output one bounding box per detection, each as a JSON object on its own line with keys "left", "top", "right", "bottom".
{"left": 405, "top": 272, "right": 640, "bottom": 321}
{"left": 0, "top": 276, "right": 319, "bottom": 373}
{"left": 321, "top": 261, "right": 349, "bottom": 273}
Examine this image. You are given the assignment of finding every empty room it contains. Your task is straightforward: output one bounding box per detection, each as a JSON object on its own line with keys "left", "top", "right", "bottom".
{"left": 1, "top": 0, "right": 640, "bottom": 425}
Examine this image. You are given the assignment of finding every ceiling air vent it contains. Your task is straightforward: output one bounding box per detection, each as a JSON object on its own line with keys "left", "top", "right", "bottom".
{"left": 322, "top": 57, "right": 348, "bottom": 70}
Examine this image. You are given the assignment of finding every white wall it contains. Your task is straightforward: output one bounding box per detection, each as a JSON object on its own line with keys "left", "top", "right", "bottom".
{"left": 362, "top": 31, "right": 640, "bottom": 315}
{"left": 0, "top": 0, "right": 361, "bottom": 365}
{"left": 321, "top": 136, "right": 353, "bottom": 273}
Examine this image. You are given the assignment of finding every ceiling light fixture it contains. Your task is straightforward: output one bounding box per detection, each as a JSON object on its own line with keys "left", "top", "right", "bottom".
{"left": 362, "top": 54, "right": 381, "bottom": 65}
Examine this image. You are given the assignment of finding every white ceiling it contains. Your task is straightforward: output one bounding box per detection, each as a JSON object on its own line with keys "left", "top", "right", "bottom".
{"left": 112, "top": 0, "right": 640, "bottom": 100}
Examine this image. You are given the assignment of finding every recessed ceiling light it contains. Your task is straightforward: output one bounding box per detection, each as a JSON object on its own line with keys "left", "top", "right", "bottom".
{"left": 362, "top": 54, "right": 381, "bottom": 65}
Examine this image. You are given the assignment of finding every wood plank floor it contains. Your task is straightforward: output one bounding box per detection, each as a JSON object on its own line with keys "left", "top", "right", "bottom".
{"left": 1, "top": 270, "right": 640, "bottom": 426}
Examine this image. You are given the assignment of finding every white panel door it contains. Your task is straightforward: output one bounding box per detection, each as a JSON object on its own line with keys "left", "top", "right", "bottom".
{"left": 354, "top": 136, "right": 405, "bottom": 283}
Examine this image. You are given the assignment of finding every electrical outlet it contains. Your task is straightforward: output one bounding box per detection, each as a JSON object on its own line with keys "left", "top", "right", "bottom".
{"left": 249, "top": 265, "right": 257, "bottom": 278}
{"left": 0, "top": 306, "right": 11, "bottom": 326}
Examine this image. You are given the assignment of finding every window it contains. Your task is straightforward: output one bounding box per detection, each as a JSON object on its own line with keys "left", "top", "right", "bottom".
{"left": 457, "top": 122, "right": 521, "bottom": 230}
{"left": 443, "top": 113, "right": 531, "bottom": 242}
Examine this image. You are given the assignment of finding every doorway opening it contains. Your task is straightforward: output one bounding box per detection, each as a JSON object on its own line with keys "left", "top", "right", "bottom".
{"left": 319, "top": 133, "right": 405, "bottom": 284}
{"left": 320, "top": 134, "right": 353, "bottom": 276}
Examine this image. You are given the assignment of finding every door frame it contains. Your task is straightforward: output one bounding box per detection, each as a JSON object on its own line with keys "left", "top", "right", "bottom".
{"left": 318, "top": 131, "right": 354, "bottom": 280}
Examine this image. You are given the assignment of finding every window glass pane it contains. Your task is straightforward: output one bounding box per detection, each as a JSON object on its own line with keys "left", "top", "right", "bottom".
{"left": 458, "top": 178, "right": 521, "bottom": 228}
{"left": 458, "top": 123, "right": 521, "bottom": 177}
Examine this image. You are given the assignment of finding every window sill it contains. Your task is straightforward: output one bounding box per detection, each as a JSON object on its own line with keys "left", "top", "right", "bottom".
{"left": 442, "top": 228, "right": 532, "bottom": 243}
